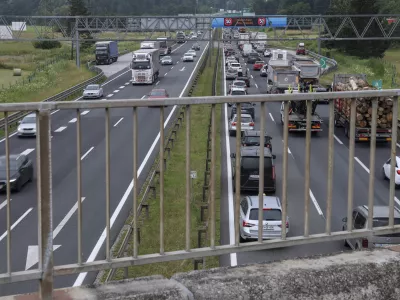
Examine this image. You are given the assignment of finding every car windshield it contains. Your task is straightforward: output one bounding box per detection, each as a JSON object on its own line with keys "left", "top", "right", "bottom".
{"left": 373, "top": 218, "right": 400, "bottom": 237}
{"left": 230, "top": 63, "right": 240, "bottom": 67}
{"left": 255, "top": 61, "right": 264, "bottom": 64}
{"left": 162, "top": 56, "right": 171, "bottom": 60}
{"left": 95, "top": 50, "right": 107, "bottom": 54}
{"left": 132, "top": 61, "right": 150, "bottom": 70}
{"left": 231, "top": 90, "right": 245, "bottom": 95}
{"left": 249, "top": 208, "right": 282, "bottom": 221}
{"left": 233, "top": 81, "right": 245, "bottom": 86}
{"left": 150, "top": 90, "right": 166, "bottom": 96}
{"left": 21, "top": 116, "right": 35, "bottom": 124}
{"left": 86, "top": 85, "right": 99, "bottom": 90}
{"left": 0, "top": 157, "right": 18, "bottom": 171}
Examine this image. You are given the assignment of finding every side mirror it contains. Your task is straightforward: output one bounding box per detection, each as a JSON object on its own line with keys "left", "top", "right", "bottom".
{"left": 272, "top": 154, "right": 276, "bottom": 159}
{"left": 342, "top": 217, "right": 347, "bottom": 223}
{"left": 230, "top": 153, "right": 236, "bottom": 158}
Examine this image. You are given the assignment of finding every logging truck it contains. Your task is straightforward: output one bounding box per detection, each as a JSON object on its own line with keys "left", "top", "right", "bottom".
{"left": 333, "top": 74, "right": 393, "bottom": 142}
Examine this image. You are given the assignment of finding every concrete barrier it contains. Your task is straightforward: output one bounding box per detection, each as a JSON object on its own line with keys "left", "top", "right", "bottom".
{"left": 4, "top": 248, "right": 400, "bottom": 300}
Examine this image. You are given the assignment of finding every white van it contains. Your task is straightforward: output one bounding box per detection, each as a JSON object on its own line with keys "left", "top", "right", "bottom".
{"left": 242, "top": 43, "right": 252, "bottom": 57}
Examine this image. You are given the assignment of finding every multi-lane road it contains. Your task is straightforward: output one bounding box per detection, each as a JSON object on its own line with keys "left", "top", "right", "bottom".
{"left": 0, "top": 35, "right": 209, "bottom": 296}
{"left": 220, "top": 43, "right": 399, "bottom": 267}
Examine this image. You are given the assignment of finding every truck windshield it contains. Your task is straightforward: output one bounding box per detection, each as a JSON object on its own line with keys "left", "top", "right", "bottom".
{"left": 96, "top": 49, "right": 108, "bottom": 54}
{"left": 159, "top": 41, "right": 167, "bottom": 48}
{"left": 132, "top": 61, "right": 151, "bottom": 70}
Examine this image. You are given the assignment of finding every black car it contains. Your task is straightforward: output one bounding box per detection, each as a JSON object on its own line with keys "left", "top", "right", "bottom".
{"left": 230, "top": 102, "right": 255, "bottom": 120}
{"left": 241, "top": 130, "right": 273, "bottom": 152}
{"left": 0, "top": 154, "right": 34, "bottom": 192}
{"left": 192, "top": 43, "right": 201, "bottom": 51}
{"left": 235, "top": 75, "right": 250, "bottom": 87}
{"left": 231, "top": 147, "right": 276, "bottom": 194}
{"left": 247, "top": 53, "right": 260, "bottom": 64}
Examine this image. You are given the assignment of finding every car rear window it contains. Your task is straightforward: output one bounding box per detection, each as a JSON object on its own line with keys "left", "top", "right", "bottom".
{"left": 231, "top": 91, "right": 245, "bottom": 95}
{"left": 242, "top": 157, "right": 272, "bottom": 170}
{"left": 373, "top": 218, "right": 400, "bottom": 237}
{"left": 249, "top": 208, "right": 281, "bottom": 221}
{"left": 241, "top": 103, "right": 252, "bottom": 108}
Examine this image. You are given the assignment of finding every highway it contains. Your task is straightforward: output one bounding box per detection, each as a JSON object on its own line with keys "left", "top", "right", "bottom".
{"left": 0, "top": 35, "right": 209, "bottom": 296}
{"left": 220, "top": 41, "right": 400, "bottom": 267}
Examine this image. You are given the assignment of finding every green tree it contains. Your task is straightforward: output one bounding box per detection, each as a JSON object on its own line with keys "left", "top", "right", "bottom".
{"left": 278, "top": 1, "right": 311, "bottom": 14}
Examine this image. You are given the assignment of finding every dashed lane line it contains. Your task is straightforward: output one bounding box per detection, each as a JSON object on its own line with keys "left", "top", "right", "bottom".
{"left": 81, "top": 110, "right": 90, "bottom": 116}
{"left": 21, "top": 149, "right": 35, "bottom": 156}
{"left": 0, "top": 208, "right": 33, "bottom": 242}
{"left": 81, "top": 147, "right": 94, "bottom": 160}
{"left": 107, "top": 94, "right": 114, "bottom": 98}
{"left": 269, "top": 113, "right": 275, "bottom": 123}
{"left": 54, "top": 126, "right": 67, "bottom": 133}
{"left": 113, "top": 90, "right": 120, "bottom": 93}
{"left": 69, "top": 118, "right": 77, "bottom": 123}
{"left": 114, "top": 117, "right": 124, "bottom": 127}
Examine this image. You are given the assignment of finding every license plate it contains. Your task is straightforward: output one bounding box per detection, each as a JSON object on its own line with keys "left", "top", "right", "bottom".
{"left": 249, "top": 175, "right": 259, "bottom": 179}
{"left": 263, "top": 225, "right": 273, "bottom": 230}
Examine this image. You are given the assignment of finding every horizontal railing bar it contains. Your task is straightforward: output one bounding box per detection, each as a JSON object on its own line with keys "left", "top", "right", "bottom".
{"left": 0, "top": 90, "right": 399, "bottom": 111}
{"left": 2, "top": 226, "right": 398, "bottom": 284}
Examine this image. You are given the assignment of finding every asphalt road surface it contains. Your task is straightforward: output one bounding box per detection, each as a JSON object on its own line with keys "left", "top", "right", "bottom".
{"left": 0, "top": 35, "right": 209, "bottom": 296}
{"left": 219, "top": 42, "right": 399, "bottom": 267}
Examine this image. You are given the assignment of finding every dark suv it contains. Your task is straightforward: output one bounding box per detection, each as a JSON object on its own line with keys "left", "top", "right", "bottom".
{"left": 230, "top": 102, "right": 255, "bottom": 120}
{"left": 241, "top": 130, "right": 273, "bottom": 152}
{"left": 230, "top": 147, "right": 276, "bottom": 194}
{"left": 247, "top": 52, "right": 260, "bottom": 64}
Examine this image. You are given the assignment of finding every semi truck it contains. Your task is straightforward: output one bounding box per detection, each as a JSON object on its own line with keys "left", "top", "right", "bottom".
{"left": 279, "top": 89, "right": 323, "bottom": 133}
{"left": 333, "top": 74, "right": 393, "bottom": 142}
{"left": 266, "top": 50, "right": 299, "bottom": 94}
{"left": 130, "top": 49, "right": 160, "bottom": 85}
{"left": 95, "top": 41, "right": 118, "bottom": 65}
{"left": 176, "top": 32, "right": 186, "bottom": 43}
{"left": 256, "top": 33, "right": 267, "bottom": 47}
{"left": 140, "top": 41, "right": 160, "bottom": 50}
{"left": 238, "top": 32, "right": 250, "bottom": 47}
{"left": 157, "top": 37, "right": 173, "bottom": 55}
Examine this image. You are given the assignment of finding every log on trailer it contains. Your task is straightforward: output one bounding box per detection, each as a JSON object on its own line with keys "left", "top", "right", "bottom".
{"left": 334, "top": 77, "right": 393, "bottom": 129}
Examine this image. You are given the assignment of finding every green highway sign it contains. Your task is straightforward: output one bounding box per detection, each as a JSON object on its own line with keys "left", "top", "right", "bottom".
{"left": 319, "top": 58, "right": 326, "bottom": 69}
{"left": 372, "top": 79, "right": 382, "bottom": 90}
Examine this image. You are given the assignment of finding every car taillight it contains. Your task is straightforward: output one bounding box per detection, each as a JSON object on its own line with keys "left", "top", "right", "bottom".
{"left": 397, "top": 170, "right": 400, "bottom": 175}
{"left": 232, "top": 122, "right": 236, "bottom": 126}
{"left": 243, "top": 221, "right": 254, "bottom": 227}
{"left": 249, "top": 122, "right": 254, "bottom": 126}
{"left": 266, "top": 144, "right": 270, "bottom": 148}
{"left": 362, "top": 238, "right": 368, "bottom": 248}
{"left": 272, "top": 166, "right": 275, "bottom": 180}
{"left": 278, "top": 222, "right": 289, "bottom": 228}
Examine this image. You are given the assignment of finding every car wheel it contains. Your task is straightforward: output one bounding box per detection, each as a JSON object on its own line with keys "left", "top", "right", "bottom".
{"left": 239, "top": 234, "right": 245, "bottom": 243}
{"left": 383, "top": 168, "right": 387, "bottom": 180}
{"left": 14, "top": 180, "right": 22, "bottom": 192}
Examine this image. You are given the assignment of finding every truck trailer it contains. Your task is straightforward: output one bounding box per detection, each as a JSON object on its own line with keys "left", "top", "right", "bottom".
{"left": 333, "top": 74, "right": 393, "bottom": 142}
{"left": 157, "top": 37, "right": 173, "bottom": 55}
{"left": 130, "top": 49, "right": 160, "bottom": 85}
{"left": 95, "top": 41, "right": 118, "bottom": 65}
{"left": 140, "top": 41, "right": 160, "bottom": 50}
{"left": 266, "top": 50, "right": 299, "bottom": 94}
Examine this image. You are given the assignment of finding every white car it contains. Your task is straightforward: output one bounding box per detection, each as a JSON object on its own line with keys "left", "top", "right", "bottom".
{"left": 382, "top": 156, "right": 400, "bottom": 185}
{"left": 225, "top": 57, "right": 237, "bottom": 66}
{"left": 187, "top": 50, "right": 197, "bottom": 57}
{"left": 229, "top": 113, "right": 254, "bottom": 136}
{"left": 17, "top": 113, "right": 37, "bottom": 137}
{"left": 83, "top": 84, "right": 103, "bottom": 99}
{"left": 228, "top": 62, "right": 242, "bottom": 73}
{"left": 183, "top": 54, "right": 194, "bottom": 62}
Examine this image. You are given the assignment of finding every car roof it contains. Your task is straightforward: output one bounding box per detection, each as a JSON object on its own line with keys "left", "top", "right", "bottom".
{"left": 232, "top": 113, "right": 252, "bottom": 119}
{"left": 24, "top": 113, "right": 36, "bottom": 119}
{"left": 359, "top": 205, "right": 400, "bottom": 218}
{"left": 246, "top": 196, "right": 281, "bottom": 210}
{"left": 244, "top": 130, "right": 269, "bottom": 137}
{"left": 240, "top": 146, "right": 273, "bottom": 158}
{"left": 151, "top": 88, "right": 167, "bottom": 92}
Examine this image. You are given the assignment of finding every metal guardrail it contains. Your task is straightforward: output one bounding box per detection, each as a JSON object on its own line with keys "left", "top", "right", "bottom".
{"left": 1, "top": 90, "right": 400, "bottom": 299}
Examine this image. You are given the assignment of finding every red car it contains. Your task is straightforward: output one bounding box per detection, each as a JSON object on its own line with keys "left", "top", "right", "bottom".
{"left": 147, "top": 88, "right": 169, "bottom": 99}
{"left": 253, "top": 61, "right": 264, "bottom": 71}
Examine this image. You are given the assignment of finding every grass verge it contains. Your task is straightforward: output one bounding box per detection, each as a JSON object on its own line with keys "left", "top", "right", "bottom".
{"left": 106, "top": 48, "right": 222, "bottom": 281}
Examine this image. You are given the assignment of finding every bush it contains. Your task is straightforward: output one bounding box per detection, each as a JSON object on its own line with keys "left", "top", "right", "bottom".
{"left": 32, "top": 36, "right": 62, "bottom": 50}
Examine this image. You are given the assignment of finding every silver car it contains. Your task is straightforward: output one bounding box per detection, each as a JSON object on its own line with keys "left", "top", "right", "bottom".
{"left": 187, "top": 50, "right": 197, "bottom": 57}
{"left": 343, "top": 205, "right": 400, "bottom": 250}
{"left": 229, "top": 113, "right": 254, "bottom": 136}
{"left": 240, "top": 195, "right": 289, "bottom": 242}
{"left": 83, "top": 84, "right": 103, "bottom": 99}
{"left": 161, "top": 56, "right": 173, "bottom": 65}
{"left": 226, "top": 68, "right": 238, "bottom": 80}
{"left": 17, "top": 113, "right": 36, "bottom": 137}
{"left": 183, "top": 54, "right": 194, "bottom": 62}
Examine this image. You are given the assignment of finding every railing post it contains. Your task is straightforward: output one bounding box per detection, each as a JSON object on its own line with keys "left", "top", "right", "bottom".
{"left": 38, "top": 110, "right": 53, "bottom": 300}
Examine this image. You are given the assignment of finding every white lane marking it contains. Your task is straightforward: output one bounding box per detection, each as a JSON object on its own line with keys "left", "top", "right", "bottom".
{"left": 395, "top": 197, "right": 400, "bottom": 207}
{"left": 0, "top": 208, "right": 33, "bottom": 242}
{"left": 119, "top": 86, "right": 125, "bottom": 89}
{"left": 310, "top": 190, "right": 324, "bottom": 216}
{"left": 114, "top": 117, "right": 124, "bottom": 127}
{"left": 176, "top": 61, "right": 180, "bottom": 64}
{"left": 69, "top": 118, "right": 77, "bottom": 123}
{"left": 141, "top": 95, "right": 146, "bottom": 99}
{"left": 101, "top": 69, "right": 131, "bottom": 86}
{"left": 113, "top": 90, "right": 120, "bottom": 93}
{"left": 281, "top": 140, "right": 294, "bottom": 159}
{"left": 247, "top": 68, "right": 249, "bottom": 72}
{"left": 269, "top": 113, "right": 275, "bottom": 123}
{"left": 54, "top": 126, "right": 67, "bottom": 133}
{"left": 81, "top": 110, "right": 90, "bottom": 116}
{"left": 397, "top": 143, "right": 400, "bottom": 148}
{"left": 51, "top": 109, "right": 60, "bottom": 115}
{"left": 251, "top": 75, "right": 253, "bottom": 79}
{"left": 334, "top": 135, "right": 344, "bottom": 145}
{"left": 125, "top": 82, "right": 130, "bottom": 86}
{"left": 101, "top": 98, "right": 107, "bottom": 101}
{"left": 156, "top": 81, "right": 160, "bottom": 85}
{"left": 107, "top": 94, "right": 114, "bottom": 98}
{"left": 355, "top": 157, "right": 370, "bottom": 174}
{"left": 73, "top": 96, "right": 83, "bottom": 102}
{"left": 164, "top": 73, "right": 168, "bottom": 76}
{"left": 223, "top": 50, "right": 238, "bottom": 267}
{"left": 171, "top": 66, "right": 174, "bottom": 69}
{"left": 73, "top": 39, "right": 211, "bottom": 287}
{"left": 53, "top": 197, "right": 86, "bottom": 239}
{"left": 21, "top": 148, "right": 35, "bottom": 156}
{"left": 255, "top": 83, "right": 258, "bottom": 89}
{"left": 0, "top": 198, "right": 11, "bottom": 211}
{"left": 0, "top": 133, "right": 17, "bottom": 143}
{"left": 180, "top": 67, "right": 185, "bottom": 71}
{"left": 81, "top": 147, "right": 94, "bottom": 160}
{"left": 129, "top": 80, "right": 133, "bottom": 82}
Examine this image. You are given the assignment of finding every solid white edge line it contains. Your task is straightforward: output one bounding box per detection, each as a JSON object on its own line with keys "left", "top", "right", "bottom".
{"left": 222, "top": 49, "right": 238, "bottom": 267}
{"left": 51, "top": 109, "right": 60, "bottom": 115}
{"left": 53, "top": 197, "right": 86, "bottom": 239}
{"left": 269, "top": 112, "right": 275, "bottom": 123}
{"left": 81, "top": 147, "right": 94, "bottom": 161}
{"left": 0, "top": 198, "right": 12, "bottom": 211}
{"left": 309, "top": 190, "right": 323, "bottom": 216}
{"left": 114, "top": 117, "right": 124, "bottom": 127}
{"left": 0, "top": 208, "right": 33, "bottom": 242}
{"left": 355, "top": 157, "right": 370, "bottom": 174}
{"left": 73, "top": 38, "right": 211, "bottom": 287}
{"left": 334, "top": 135, "right": 344, "bottom": 145}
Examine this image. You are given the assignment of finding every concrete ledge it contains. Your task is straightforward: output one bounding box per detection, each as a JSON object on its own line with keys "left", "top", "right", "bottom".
{"left": 3, "top": 249, "right": 400, "bottom": 300}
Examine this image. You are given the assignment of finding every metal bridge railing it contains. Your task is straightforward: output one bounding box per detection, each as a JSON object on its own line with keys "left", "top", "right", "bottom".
{"left": 1, "top": 90, "right": 400, "bottom": 299}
